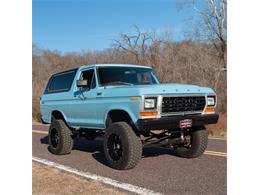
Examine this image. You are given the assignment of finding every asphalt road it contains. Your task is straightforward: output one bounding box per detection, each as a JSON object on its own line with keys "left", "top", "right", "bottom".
{"left": 32, "top": 124, "right": 226, "bottom": 195}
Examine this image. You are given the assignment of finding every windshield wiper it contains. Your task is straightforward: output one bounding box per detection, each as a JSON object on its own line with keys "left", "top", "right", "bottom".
{"left": 104, "top": 81, "right": 133, "bottom": 86}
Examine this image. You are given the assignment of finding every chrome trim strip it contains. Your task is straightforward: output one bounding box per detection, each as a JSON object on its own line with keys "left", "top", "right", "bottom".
{"left": 161, "top": 111, "right": 203, "bottom": 117}
{"left": 202, "top": 94, "right": 208, "bottom": 113}
{"left": 157, "top": 95, "right": 163, "bottom": 117}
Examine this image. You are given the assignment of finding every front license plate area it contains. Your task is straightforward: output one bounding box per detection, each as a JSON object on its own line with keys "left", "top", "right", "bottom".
{"left": 179, "top": 119, "right": 192, "bottom": 128}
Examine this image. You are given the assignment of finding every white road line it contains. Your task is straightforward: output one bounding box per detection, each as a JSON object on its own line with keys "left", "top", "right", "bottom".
{"left": 204, "top": 152, "right": 227, "bottom": 157}
{"left": 208, "top": 137, "right": 227, "bottom": 141}
{"left": 32, "top": 156, "right": 162, "bottom": 195}
{"left": 32, "top": 130, "right": 48, "bottom": 134}
{"left": 205, "top": 150, "right": 226, "bottom": 155}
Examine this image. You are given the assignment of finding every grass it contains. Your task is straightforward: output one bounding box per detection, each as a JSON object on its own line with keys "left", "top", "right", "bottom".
{"left": 208, "top": 112, "right": 227, "bottom": 137}
{"left": 32, "top": 162, "right": 125, "bottom": 195}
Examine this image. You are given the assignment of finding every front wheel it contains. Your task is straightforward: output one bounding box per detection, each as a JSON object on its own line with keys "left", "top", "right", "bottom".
{"left": 103, "top": 122, "right": 142, "bottom": 170}
{"left": 174, "top": 127, "right": 208, "bottom": 158}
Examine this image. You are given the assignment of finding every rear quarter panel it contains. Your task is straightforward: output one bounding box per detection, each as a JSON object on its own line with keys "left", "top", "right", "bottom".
{"left": 40, "top": 91, "right": 73, "bottom": 123}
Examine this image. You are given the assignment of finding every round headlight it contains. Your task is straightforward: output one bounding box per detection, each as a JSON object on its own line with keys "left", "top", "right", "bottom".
{"left": 144, "top": 98, "right": 156, "bottom": 109}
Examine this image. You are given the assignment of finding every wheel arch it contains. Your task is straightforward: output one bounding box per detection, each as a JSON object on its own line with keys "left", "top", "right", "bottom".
{"left": 50, "top": 110, "right": 76, "bottom": 131}
{"left": 51, "top": 110, "right": 66, "bottom": 121}
{"left": 50, "top": 110, "right": 72, "bottom": 126}
{"left": 105, "top": 109, "right": 138, "bottom": 130}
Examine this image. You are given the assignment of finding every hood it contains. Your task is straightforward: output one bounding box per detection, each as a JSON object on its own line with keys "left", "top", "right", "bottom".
{"left": 102, "top": 83, "right": 215, "bottom": 97}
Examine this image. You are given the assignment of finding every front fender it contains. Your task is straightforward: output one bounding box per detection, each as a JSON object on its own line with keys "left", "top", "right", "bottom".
{"left": 104, "top": 103, "right": 140, "bottom": 128}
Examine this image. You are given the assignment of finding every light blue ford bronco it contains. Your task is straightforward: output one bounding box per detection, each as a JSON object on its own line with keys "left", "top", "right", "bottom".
{"left": 40, "top": 64, "right": 219, "bottom": 170}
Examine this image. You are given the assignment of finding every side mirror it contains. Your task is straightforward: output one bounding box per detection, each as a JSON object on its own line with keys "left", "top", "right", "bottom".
{"left": 77, "top": 80, "right": 88, "bottom": 88}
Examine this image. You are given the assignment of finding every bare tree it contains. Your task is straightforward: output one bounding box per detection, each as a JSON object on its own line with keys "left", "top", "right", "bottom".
{"left": 179, "top": 0, "right": 226, "bottom": 63}
{"left": 112, "top": 25, "right": 155, "bottom": 64}
{"left": 179, "top": 0, "right": 227, "bottom": 90}
{"left": 195, "top": 0, "right": 226, "bottom": 68}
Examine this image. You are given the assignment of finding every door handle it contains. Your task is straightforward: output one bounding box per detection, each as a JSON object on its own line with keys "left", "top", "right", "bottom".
{"left": 97, "top": 92, "right": 102, "bottom": 96}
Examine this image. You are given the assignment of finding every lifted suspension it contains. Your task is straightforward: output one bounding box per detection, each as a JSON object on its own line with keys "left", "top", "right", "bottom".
{"left": 142, "top": 129, "right": 190, "bottom": 148}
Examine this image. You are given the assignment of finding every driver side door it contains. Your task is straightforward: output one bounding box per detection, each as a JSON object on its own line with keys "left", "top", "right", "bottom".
{"left": 69, "top": 68, "right": 99, "bottom": 128}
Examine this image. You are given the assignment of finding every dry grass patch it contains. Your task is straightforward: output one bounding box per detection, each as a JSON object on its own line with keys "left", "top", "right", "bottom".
{"left": 32, "top": 162, "right": 125, "bottom": 195}
{"left": 208, "top": 112, "right": 227, "bottom": 138}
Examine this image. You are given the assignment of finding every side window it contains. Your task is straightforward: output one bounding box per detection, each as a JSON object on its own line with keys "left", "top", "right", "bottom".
{"left": 80, "top": 69, "right": 96, "bottom": 89}
{"left": 45, "top": 70, "right": 76, "bottom": 94}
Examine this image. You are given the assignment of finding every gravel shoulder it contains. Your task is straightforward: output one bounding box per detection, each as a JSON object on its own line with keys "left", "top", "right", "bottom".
{"left": 32, "top": 162, "right": 125, "bottom": 195}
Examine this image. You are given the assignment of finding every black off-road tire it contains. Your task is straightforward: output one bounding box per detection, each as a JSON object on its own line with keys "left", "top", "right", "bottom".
{"left": 106, "top": 117, "right": 112, "bottom": 128}
{"left": 103, "top": 122, "right": 142, "bottom": 170}
{"left": 174, "top": 127, "right": 208, "bottom": 158}
{"left": 48, "top": 119, "right": 73, "bottom": 155}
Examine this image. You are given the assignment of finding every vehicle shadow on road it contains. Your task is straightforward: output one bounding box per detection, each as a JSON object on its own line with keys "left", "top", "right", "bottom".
{"left": 40, "top": 136, "right": 109, "bottom": 166}
{"left": 40, "top": 136, "right": 179, "bottom": 167}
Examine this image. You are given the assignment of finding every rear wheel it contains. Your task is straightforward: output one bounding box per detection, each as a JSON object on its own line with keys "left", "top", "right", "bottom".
{"left": 174, "top": 127, "right": 208, "bottom": 158}
{"left": 48, "top": 119, "right": 73, "bottom": 155}
{"left": 103, "top": 122, "right": 142, "bottom": 170}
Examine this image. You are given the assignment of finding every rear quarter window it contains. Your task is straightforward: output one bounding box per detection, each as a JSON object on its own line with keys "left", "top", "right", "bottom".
{"left": 44, "top": 69, "right": 77, "bottom": 94}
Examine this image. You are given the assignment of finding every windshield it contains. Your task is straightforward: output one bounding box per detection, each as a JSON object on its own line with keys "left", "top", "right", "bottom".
{"left": 98, "top": 66, "right": 159, "bottom": 86}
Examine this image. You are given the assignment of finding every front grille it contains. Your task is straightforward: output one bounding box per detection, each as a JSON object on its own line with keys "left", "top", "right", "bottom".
{"left": 162, "top": 96, "right": 206, "bottom": 114}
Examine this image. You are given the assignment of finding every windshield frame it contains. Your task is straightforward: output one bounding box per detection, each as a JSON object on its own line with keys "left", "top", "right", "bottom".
{"left": 96, "top": 66, "right": 160, "bottom": 87}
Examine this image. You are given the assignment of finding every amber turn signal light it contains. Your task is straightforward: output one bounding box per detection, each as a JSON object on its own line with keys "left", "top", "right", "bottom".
{"left": 204, "top": 107, "right": 215, "bottom": 113}
{"left": 140, "top": 111, "right": 158, "bottom": 117}
{"left": 130, "top": 97, "right": 140, "bottom": 101}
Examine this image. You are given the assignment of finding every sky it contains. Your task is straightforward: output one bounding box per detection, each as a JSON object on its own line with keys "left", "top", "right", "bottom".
{"left": 33, "top": 0, "right": 199, "bottom": 53}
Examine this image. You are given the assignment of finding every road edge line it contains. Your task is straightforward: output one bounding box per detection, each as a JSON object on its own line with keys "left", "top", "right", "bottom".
{"left": 32, "top": 156, "right": 162, "bottom": 195}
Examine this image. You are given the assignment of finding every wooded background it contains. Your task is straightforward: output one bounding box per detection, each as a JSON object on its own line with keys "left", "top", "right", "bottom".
{"left": 32, "top": 0, "right": 227, "bottom": 136}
